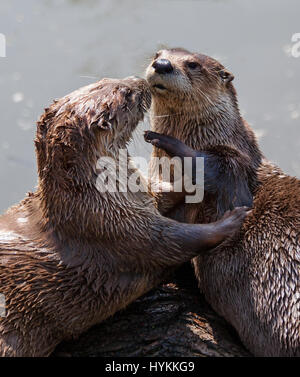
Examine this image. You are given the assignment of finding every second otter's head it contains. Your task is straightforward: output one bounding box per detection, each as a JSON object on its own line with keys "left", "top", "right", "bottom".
{"left": 35, "top": 77, "right": 151, "bottom": 185}
{"left": 146, "top": 48, "right": 237, "bottom": 118}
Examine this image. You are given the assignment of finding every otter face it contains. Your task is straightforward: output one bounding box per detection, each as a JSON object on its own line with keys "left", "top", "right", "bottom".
{"left": 146, "top": 48, "right": 234, "bottom": 110}
{"left": 35, "top": 77, "right": 151, "bottom": 179}
{"left": 52, "top": 77, "right": 150, "bottom": 145}
{"left": 81, "top": 76, "right": 152, "bottom": 150}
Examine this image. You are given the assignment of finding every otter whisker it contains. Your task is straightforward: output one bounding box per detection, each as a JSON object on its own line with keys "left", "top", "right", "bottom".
{"left": 196, "top": 87, "right": 215, "bottom": 107}
{"left": 151, "top": 113, "right": 185, "bottom": 118}
{"left": 79, "top": 75, "right": 99, "bottom": 80}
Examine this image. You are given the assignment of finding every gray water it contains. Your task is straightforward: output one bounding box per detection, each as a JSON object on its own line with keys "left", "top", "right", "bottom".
{"left": 0, "top": 0, "right": 299, "bottom": 213}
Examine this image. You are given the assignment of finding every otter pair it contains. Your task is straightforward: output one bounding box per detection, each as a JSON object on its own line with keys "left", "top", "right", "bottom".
{"left": 0, "top": 48, "right": 299, "bottom": 357}
{"left": 0, "top": 77, "right": 248, "bottom": 356}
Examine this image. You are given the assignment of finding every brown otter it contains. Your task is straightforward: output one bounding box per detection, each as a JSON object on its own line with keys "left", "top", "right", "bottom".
{"left": 145, "top": 48, "right": 300, "bottom": 357}
{"left": 0, "top": 77, "right": 248, "bottom": 357}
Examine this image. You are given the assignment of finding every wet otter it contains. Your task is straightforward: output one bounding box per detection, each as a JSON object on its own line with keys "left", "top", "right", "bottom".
{"left": 145, "top": 48, "right": 300, "bottom": 357}
{"left": 0, "top": 77, "right": 248, "bottom": 357}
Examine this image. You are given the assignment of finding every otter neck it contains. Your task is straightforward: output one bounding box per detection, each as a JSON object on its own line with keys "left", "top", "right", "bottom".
{"left": 150, "top": 97, "right": 262, "bottom": 164}
{"left": 31, "top": 145, "right": 110, "bottom": 240}
{"left": 32, "top": 147, "right": 142, "bottom": 242}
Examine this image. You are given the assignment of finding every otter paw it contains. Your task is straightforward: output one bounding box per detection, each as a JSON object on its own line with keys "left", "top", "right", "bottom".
{"left": 144, "top": 131, "right": 170, "bottom": 144}
{"left": 218, "top": 206, "right": 251, "bottom": 236}
{"left": 144, "top": 131, "right": 194, "bottom": 158}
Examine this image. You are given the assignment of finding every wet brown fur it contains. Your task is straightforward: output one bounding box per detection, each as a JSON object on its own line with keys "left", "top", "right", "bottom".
{"left": 0, "top": 77, "right": 248, "bottom": 356}
{"left": 146, "top": 48, "right": 300, "bottom": 357}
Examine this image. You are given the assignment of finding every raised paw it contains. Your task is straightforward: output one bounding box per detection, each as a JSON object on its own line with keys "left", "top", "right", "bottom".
{"left": 144, "top": 131, "right": 196, "bottom": 158}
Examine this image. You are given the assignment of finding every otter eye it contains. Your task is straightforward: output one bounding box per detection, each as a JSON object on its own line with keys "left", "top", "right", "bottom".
{"left": 187, "top": 62, "right": 199, "bottom": 70}
{"left": 154, "top": 52, "right": 159, "bottom": 59}
{"left": 220, "top": 71, "right": 230, "bottom": 80}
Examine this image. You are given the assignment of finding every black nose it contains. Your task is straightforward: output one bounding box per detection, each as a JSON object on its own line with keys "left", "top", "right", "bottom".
{"left": 152, "top": 59, "right": 173, "bottom": 74}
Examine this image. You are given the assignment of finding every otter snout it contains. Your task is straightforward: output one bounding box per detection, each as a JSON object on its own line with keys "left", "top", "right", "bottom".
{"left": 146, "top": 51, "right": 192, "bottom": 95}
{"left": 152, "top": 59, "right": 173, "bottom": 74}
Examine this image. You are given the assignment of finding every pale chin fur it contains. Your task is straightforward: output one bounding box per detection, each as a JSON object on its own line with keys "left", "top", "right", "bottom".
{"left": 150, "top": 87, "right": 236, "bottom": 125}
{"left": 146, "top": 67, "right": 192, "bottom": 95}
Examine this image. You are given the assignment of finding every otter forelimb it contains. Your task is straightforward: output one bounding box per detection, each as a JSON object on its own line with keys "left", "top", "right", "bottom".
{"left": 145, "top": 131, "right": 253, "bottom": 217}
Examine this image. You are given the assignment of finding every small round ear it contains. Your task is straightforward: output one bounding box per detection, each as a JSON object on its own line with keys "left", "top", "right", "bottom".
{"left": 90, "top": 117, "right": 112, "bottom": 131}
{"left": 219, "top": 70, "right": 234, "bottom": 84}
{"left": 90, "top": 116, "right": 113, "bottom": 131}
{"left": 97, "top": 117, "right": 113, "bottom": 130}
{"left": 90, "top": 108, "right": 113, "bottom": 131}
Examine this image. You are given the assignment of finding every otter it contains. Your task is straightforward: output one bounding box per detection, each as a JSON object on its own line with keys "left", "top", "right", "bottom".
{"left": 0, "top": 77, "right": 248, "bottom": 357}
{"left": 145, "top": 48, "right": 300, "bottom": 357}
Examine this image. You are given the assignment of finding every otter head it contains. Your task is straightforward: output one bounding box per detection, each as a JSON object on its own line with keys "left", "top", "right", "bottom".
{"left": 146, "top": 48, "right": 237, "bottom": 121}
{"left": 35, "top": 77, "right": 151, "bottom": 185}
{"left": 33, "top": 77, "right": 151, "bottom": 233}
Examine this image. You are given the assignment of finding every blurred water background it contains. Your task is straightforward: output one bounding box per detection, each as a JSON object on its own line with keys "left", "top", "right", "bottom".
{"left": 0, "top": 0, "right": 299, "bottom": 212}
